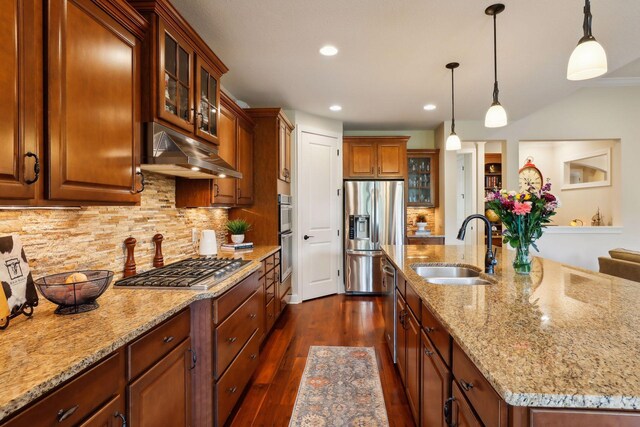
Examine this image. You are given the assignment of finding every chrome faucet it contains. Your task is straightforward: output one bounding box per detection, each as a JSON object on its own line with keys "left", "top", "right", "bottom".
{"left": 457, "top": 214, "right": 497, "bottom": 274}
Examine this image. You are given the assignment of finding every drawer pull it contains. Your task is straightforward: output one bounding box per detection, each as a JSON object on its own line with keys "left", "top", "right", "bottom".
{"left": 115, "top": 411, "right": 127, "bottom": 427}
{"left": 444, "top": 397, "right": 455, "bottom": 427}
{"left": 227, "top": 386, "right": 238, "bottom": 394}
{"left": 249, "top": 313, "right": 257, "bottom": 319}
{"left": 268, "top": 313, "right": 273, "bottom": 318}
{"left": 188, "top": 348, "right": 197, "bottom": 370}
{"left": 424, "top": 348, "right": 434, "bottom": 356}
{"left": 460, "top": 379, "right": 474, "bottom": 391}
{"left": 250, "top": 353, "right": 258, "bottom": 360}
{"left": 424, "top": 326, "right": 435, "bottom": 333}
{"left": 227, "top": 337, "right": 238, "bottom": 343}
{"left": 163, "top": 336, "right": 174, "bottom": 343}
{"left": 57, "top": 405, "right": 79, "bottom": 422}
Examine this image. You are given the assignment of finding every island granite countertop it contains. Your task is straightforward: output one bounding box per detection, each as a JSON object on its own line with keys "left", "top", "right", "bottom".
{"left": 382, "top": 244, "right": 640, "bottom": 410}
{"left": 0, "top": 245, "right": 280, "bottom": 422}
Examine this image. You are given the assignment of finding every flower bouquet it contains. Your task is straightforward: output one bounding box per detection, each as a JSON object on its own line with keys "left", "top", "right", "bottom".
{"left": 485, "top": 182, "right": 558, "bottom": 274}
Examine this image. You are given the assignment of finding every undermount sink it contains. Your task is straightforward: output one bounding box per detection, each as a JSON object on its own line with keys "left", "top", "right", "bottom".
{"left": 412, "top": 265, "right": 492, "bottom": 286}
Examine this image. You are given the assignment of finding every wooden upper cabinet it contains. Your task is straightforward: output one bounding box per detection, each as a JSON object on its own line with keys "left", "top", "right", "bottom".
{"left": 47, "top": 0, "right": 144, "bottom": 203}
{"left": 278, "top": 120, "right": 292, "bottom": 182}
{"left": 131, "top": 0, "right": 228, "bottom": 146}
{"left": 158, "top": 20, "right": 194, "bottom": 132}
{"left": 343, "top": 136, "right": 408, "bottom": 179}
{"left": 194, "top": 56, "right": 220, "bottom": 144}
{"left": 0, "top": 0, "right": 41, "bottom": 204}
{"left": 236, "top": 119, "right": 254, "bottom": 205}
{"left": 213, "top": 100, "right": 238, "bottom": 205}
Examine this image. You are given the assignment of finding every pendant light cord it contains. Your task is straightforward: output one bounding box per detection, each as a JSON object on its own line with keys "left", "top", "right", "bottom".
{"left": 582, "top": 0, "right": 594, "bottom": 41}
{"left": 451, "top": 67, "right": 456, "bottom": 133}
{"left": 492, "top": 12, "right": 500, "bottom": 105}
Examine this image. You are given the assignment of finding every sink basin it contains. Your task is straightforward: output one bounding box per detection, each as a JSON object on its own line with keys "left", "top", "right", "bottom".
{"left": 425, "top": 277, "right": 492, "bottom": 286}
{"left": 413, "top": 266, "right": 480, "bottom": 279}
{"left": 411, "top": 265, "right": 492, "bottom": 286}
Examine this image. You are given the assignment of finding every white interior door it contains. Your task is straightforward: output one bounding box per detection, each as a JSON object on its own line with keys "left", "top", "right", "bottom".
{"left": 457, "top": 151, "right": 477, "bottom": 246}
{"left": 298, "top": 130, "right": 341, "bottom": 301}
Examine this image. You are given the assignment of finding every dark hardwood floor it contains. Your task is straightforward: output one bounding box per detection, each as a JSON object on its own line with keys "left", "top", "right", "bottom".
{"left": 229, "top": 294, "right": 415, "bottom": 427}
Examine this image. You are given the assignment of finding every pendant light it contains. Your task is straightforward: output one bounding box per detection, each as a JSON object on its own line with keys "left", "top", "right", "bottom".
{"left": 567, "top": 0, "right": 607, "bottom": 81}
{"left": 484, "top": 4, "right": 507, "bottom": 128}
{"left": 445, "top": 62, "right": 461, "bottom": 151}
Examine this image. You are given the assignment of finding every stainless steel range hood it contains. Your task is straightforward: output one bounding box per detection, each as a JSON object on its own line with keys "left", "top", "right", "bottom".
{"left": 140, "top": 123, "right": 241, "bottom": 179}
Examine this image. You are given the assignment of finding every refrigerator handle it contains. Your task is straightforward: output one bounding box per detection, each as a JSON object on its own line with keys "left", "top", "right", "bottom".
{"left": 372, "top": 183, "right": 378, "bottom": 245}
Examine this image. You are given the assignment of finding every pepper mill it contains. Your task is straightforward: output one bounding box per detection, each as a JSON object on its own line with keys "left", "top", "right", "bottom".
{"left": 124, "top": 237, "right": 137, "bottom": 277}
{"left": 152, "top": 234, "right": 164, "bottom": 268}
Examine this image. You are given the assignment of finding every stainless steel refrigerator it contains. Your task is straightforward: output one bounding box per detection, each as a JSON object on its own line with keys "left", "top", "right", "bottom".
{"left": 344, "top": 180, "right": 404, "bottom": 294}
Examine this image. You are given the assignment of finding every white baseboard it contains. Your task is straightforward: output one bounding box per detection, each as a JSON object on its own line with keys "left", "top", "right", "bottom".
{"left": 287, "top": 293, "right": 302, "bottom": 304}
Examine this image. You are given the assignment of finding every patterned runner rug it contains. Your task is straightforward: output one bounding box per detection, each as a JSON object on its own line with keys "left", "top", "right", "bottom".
{"left": 289, "top": 346, "right": 389, "bottom": 427}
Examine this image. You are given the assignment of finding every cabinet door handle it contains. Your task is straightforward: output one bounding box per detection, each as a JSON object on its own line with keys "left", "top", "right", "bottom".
{"left": 370, "top": 166, "right": 374, "bottom": 174}
{"left": 25, "top": 152, "right": 40, "bottom": 185}
{"left": 250, "top": 353, "right": 258, "bottom": 360}
{"left": 227, "top": 386, "right": 238, "bottom": 394}
{"left": 249, "top": 313, "right": 257, "bottom": 319}
{"left": 460, "top": 379, "right": 474, "bottom": 391}
{"left": 214, "top": 183, "right": 220, "bottom": 197}
{"left": 131, "top": 170, "right": 145, "bottom": 194}
{"left": 227, "top": 336, "right": 237, "bottom": 343}
{"left": 114, "top": 411, "right": 127, "bottom": 427}
{"left": 188, "top": 348, "right": 197, "bottom": 370}
{"left": 444, "top": 397, "right": 455, "bottom": 427}
{"left": 424, "top": 347, "right": 434, "bottom": 356}
{"left": 163, "top": 336, "right": 174, "bottom": 343}
{"left": 378, "top": 166, "right": 381, "bottom": 174}
{"left": 424, "top": 326, "right": 435, "bottom": 333}
{"left": 57, "top": 405, "right": 79, "bottom": 422}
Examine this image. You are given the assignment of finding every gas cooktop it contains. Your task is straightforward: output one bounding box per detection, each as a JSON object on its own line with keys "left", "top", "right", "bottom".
{"left": 114, "top": 257, "right": 251, "bottom": 290}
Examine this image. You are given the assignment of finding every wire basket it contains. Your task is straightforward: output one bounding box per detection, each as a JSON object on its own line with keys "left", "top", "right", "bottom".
{"left": 35, "top": 270, "right": 114, "bottom": 315}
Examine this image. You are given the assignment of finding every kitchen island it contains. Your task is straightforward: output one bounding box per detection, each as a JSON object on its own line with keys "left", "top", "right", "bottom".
{"left": 383, "top": 244, "right": 640, "bottom": 426}
{"left": 0, "top": 246, "right": 280, "bottom": 424}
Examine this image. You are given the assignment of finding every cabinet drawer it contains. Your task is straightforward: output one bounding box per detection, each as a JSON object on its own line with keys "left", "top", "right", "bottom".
{"left": 265, "top": 282, "right": 275, "bottom": 303}
{"left": 3, "top": 350, "right": 124, "bottom": 427}
{"left": 215, "top": 330, "right": 260, "bottom": 427}
{"left": 266, "top": 268, "right": 275, "bottom": 287}
{"left": 213, "top": 271, "right": 260, "bottom": 324}
{"left": 266, "top": 297, "right": 275, "bottom": 331}
{"left": 396, "top": 274, "right": 406, "bottom": 298}
{"left": 453, "top": 341, "right": 507, "bottom": 427}
{"left": 265, "top": 254, "right": 276, "bottom": 271}
{"left": 451, "top": 381, "right": 482, "bottom": 427}
{"left": 214, "top": 290, "right": 260, "bottom": 378}
{"left": 530, "top": 408, "right": 640, "bottom": 426}
{"left": 127, "top": 308, "right": 190, "bottom": 380}
{"left": 405, "top": 281, "right": 421, "bottom": 320}
{"left": 421, "top": 302, "right": 451, "bottom": 366}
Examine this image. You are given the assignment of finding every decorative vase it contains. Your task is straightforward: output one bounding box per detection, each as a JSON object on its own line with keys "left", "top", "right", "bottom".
{"left": 513, "top": 244, "right": 532, "bottom": 275}
{"left": 416, "top": 222, "right": 427, "bottom": 231}
{"left": 231, "top": 234, "right": 245, "bottom": 244}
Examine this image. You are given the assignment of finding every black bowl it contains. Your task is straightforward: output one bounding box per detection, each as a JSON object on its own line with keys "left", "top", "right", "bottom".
{"left": 35, "top": 270, "right": 114, "bottom": 314}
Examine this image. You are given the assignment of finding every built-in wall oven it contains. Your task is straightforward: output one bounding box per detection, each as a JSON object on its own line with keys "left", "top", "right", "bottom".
{"left": 278, "top": 194, "right": 293, "bottom": 281}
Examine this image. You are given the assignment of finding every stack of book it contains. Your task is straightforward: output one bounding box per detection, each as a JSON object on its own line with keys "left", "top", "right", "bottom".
{"left": 220, "top": 242, "right": 254, "bottom": 251}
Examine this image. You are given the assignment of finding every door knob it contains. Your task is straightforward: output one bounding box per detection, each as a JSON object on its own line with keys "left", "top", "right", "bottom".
{"left": 303, "top": 235, "right": 314, "bottom": 240}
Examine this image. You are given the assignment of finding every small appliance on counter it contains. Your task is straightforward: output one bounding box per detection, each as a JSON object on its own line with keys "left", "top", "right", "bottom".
{"left": 199, "top": 230, "right": 218, "bottom": 257}
{"left": 35, "top": 270, "right": 114, "bottom": 315}
{"left": 114, "top": 257, "right": 251, "bottom": 290}
{"left": 0, "top": 235, "right": 38, "bottom": 329}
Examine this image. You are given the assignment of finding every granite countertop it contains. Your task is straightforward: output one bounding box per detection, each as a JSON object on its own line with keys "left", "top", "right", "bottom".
{"left": 382, "top": 244, "right": 640, "bottom": 410}
{"left": 406, "top": 232, "right": 445, "bottom": 238}
{"left": 0, "top": 246, "right": 279, "bottom": 421}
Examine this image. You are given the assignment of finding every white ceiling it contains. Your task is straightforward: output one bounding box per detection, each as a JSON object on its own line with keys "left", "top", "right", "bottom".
{"left": 171, "top": 0, "right": 640, "bottom": 130}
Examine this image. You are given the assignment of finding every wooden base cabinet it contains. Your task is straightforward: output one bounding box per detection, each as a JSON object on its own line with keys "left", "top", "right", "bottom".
{"left": 421, "top": 331, "right": 450, "bottom": 427}
{"left": 80, "top": 395, "right": 126, "bottom": 427}
{"left": 128, "top": 338, "right": 192, "bottom": 427}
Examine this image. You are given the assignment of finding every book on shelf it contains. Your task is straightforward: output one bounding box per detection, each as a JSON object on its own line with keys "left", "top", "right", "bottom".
{"left": 221, "top": 242, "right": 254, "bottom": 250}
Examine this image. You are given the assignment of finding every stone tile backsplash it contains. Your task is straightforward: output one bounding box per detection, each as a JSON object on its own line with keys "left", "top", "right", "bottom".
{"left": 0, "top": 173, "right": 228, "bottom": 279}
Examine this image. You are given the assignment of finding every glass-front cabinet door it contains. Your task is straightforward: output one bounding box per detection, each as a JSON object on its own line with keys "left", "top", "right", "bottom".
{"left": 158, "top": 21, "right": 193, "bottom": 131}
{"left": 407, "top": 150, "right": 439, "bottom": 207}
{"left": 195, "top": 56, "right": 220, "bottom": 144}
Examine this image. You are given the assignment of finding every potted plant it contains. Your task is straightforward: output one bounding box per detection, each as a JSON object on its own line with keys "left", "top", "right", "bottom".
{"left": 415, "top": 214, "right": 428, "bottom": 231}
{"left": 226, "top": 219, "right": 252, "bottom": 244}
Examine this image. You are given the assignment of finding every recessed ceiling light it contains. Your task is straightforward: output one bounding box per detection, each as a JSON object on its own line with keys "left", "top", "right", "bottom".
{"left": 319, "top": 45, "right": 338, "bottom": 56}
{"left": 329, "top": 105, "right": 342, "bottom": 111}
{"left": 423, "top": 104, "right": 437, "bottom": 111}
{"left": 191, "top": 166, "right": 200, "bottom": 171}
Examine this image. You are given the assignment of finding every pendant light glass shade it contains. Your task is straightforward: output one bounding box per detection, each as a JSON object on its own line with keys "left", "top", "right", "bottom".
{"left": 567, "top": 40, "right": 607, "bottom": 81}
{"left": 567, "top": 0, "right": 607, "bottom": 81}
{"left": 485, "top": 4, "right": 507, "bottom": 128}
{"left": 485, "top": 102, "right": 508, "bottom": 128}
{"left": 446, "top": 133, "right": 461, "bottom": 151}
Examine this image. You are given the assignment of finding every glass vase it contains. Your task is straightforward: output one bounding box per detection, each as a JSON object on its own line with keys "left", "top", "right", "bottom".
{"left": 513, "top": 244, "right": 532, "bottom": 275}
